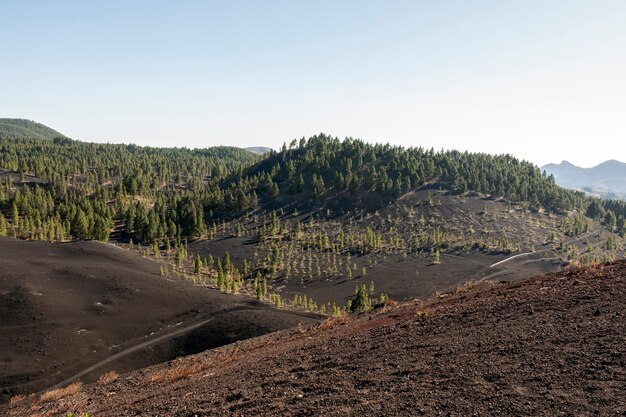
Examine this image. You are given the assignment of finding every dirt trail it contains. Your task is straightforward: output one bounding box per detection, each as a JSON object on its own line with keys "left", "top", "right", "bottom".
{"left": 41, "top": 317, "right": 217, "bottom": 392}
{"left": 489, "top": 232, "right": 592, "bottom": 268}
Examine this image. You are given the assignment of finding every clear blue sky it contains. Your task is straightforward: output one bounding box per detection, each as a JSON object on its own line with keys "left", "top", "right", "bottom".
{"left": 2, "top": 1, "right": 626, "bottom": 167}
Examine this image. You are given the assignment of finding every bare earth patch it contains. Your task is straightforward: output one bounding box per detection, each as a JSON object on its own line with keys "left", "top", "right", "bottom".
{"left": 5, "top": 260, "right": 626, "bottom": 416}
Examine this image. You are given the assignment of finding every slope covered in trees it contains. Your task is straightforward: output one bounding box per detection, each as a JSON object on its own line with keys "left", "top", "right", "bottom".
{"left": 0, "top": 118, "right": 68, "bottom": 141}
{"left": 239, "top": 134, "right": 626, "bottom": 226}
{"left": 0, "top": 136, "right": 261, "bottom": 243}
{"left": 3, "top": 123, "right": 625, "bottom": 390}
{"left": 1, "top": 132, "right": 625, "bottom": 246}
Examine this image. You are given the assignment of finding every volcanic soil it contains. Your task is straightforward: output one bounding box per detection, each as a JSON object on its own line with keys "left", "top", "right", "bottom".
{"left": 0, "top": 238, "right": 320, "bottom": 403}
{"left": 7, "top": 259, "right": 626, "bottom": 416}
{"left": 188, "top": 189, "right": 615, "bottom": 308}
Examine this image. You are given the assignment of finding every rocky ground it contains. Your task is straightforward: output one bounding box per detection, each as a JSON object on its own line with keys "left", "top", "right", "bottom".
{"left": 5, "top": 259, "right": 625, "bottom": 416}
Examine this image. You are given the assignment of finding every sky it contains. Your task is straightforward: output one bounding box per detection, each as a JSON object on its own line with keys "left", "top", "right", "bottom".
{"left": 2, "top": 0, "right": 626, "bottom": 168}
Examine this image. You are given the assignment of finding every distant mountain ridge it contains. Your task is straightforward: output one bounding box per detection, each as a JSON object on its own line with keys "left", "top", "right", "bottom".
{"left": 244, "top": 146, "right": 272, "bottom": 155}
{"left": 0, "top": 118, "right": 68, "bottom": 141}
{"left": 542, "top": 159, "right": 626, "bottom": 200}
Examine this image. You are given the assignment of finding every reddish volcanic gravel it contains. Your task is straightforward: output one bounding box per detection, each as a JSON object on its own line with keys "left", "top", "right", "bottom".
{"left": 5, "top": 260, "right": 626, "bottom": 416}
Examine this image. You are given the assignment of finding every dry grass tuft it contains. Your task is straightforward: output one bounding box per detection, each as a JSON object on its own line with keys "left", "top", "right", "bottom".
{"left": 294, "top": 321, "right": 309, "bottom": 335}
{"left": 98, "top": 370, "right": 118, "bottom": 385}
{"left": 415, "top": 310, "right": 429, "bottom": 319}
{"left": 142, "top": 343, "right": 250, "bottom": 386}
{"left": 385, "top": 299, "right": 399, "bottom": 308}
{"left": 454, "top": 279, "right": 496, "bottom": 294}
{"left": 39, "top": 381, "right": 82, "bottom": 402}
{"left": 9, "top": 393, "right": 25, "bottom": 404}
{"left": 316, "top": 313, "right": 350, "bottom": 331}
{"left": 148, "top": 361, "right": 203, "bottom": 384}
{"left": 376, "top": 299, "right": 399, "bottom": 314}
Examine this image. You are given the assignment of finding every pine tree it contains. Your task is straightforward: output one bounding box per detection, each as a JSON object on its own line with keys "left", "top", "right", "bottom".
{"left": 0, "top": 213, "right": 7, "bottom": 236}
{"left": 194, "top": 255, "right": 203, "bottom": 275}
{"left": 71, "top": 209, "right": 90, "bottom": 240}
{"left": 11, "top": 201, "right": 19, "bottom": 228}
{"left": 350, "top": 284, "right": 369, "bottom": 313}
{"left": 175, "top": 246, "right": 185, "bottom": 266}
{"left": 605, "top": 210, "right": 617, "bottom": 231}
{"left": 254, "top": 275, "right": 262, "bottom": 299}
{"left": 223, "top": 251, "right": 231, "bottom": 273}
{"left": 294, "top": 219, "right": 301, "bottom": 238}
{"left": 217, "top": 263, "right": 225, "bottom": 290}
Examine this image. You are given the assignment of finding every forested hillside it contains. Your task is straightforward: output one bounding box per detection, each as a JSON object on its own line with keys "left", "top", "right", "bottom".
{"left": 0, "top": 125, "right": 625, "bottom": 320}
{"left": 0, "top": 119, "right": 68, "bottom": 141}
{"left": 1, "top": 132, "right": 625, "bottom": 246}
{"left": 219, "top": 135, "right": 626, "bottom": 229}
{"left": 0, "top": 136, "right": 261, "bottom": 242}
{"left": 246, "top": 135, "right": 586, "bottom": 211}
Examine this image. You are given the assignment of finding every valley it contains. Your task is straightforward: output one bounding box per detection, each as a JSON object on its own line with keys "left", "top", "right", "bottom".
{"left": 0, "top": 120, "right": 624, "bottom": 408}
{"left": 181, "top": 186, "right": 619, "bottom": 309}
{"left": 0, "top": 238, "right": 319, "bottom": 402}
{"left": 4, "top": 2, "right": 626, "bottom": 414}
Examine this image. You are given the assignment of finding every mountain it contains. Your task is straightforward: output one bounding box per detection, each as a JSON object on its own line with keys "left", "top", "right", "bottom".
{"left": 244, "top": 146, "right": 272, "bottom": 155}
{"left": 542, "top": 160, "right": 626, "bottom": 200}
{"left": 0, "top": 118, "right": 68, "bottom": 141}
{"left": 6, "top": 260, "right": 625, "bottom": 415}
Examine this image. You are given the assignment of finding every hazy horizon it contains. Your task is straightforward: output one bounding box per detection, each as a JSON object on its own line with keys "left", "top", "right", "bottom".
{"left": 5, "top": 117, "right": 626, "bottom": 170}
{"left": 3, "top": 1, "right": 626, "bottom": 168}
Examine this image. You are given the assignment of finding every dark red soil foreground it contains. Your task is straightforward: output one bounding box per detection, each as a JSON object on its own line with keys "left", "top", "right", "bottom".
{"left": 6, "top": 259, "right": 625, "bottom": 416}
{"left": 0, "top": 238, "right": 320, "bottom": 403}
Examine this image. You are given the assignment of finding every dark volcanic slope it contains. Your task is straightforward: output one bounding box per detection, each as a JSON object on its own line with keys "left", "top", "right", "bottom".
{"left": 8, "top": 260, "right": 626, "bottom": 416}
{"left": 0, "top": 238, "right": 319, "bottom": 402}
